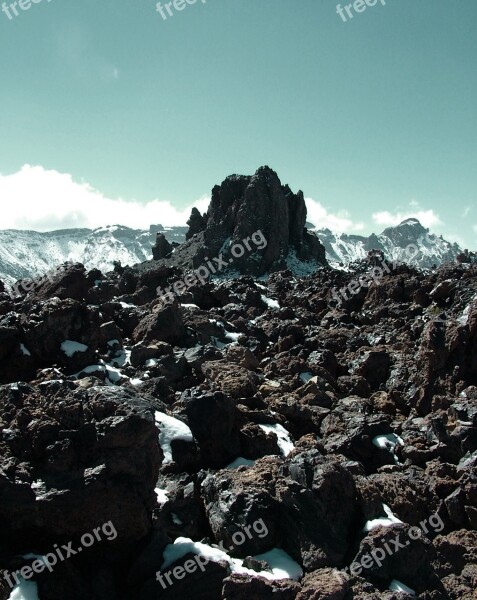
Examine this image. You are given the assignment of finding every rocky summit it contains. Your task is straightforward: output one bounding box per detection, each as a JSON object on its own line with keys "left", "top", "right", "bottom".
{"left": 150, "top": 166, "right": 328, "bottom": 276}
{"left": 0, "top": 172, "right": 476, "bottom": 600}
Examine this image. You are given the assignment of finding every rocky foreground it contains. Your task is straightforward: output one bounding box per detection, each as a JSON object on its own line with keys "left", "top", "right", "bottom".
{"left": 0, "top": 253, "right": 476, "bottom": 600}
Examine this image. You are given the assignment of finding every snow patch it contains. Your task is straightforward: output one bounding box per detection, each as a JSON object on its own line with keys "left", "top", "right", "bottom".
{"left": 226, "top": 457, "right": 256, "bottom": 469}
{"left": 261, "top": 295, "right": 280, "bottom": 310}
{"left": 60, "top": 340, "right": 88, "bottom": 357}
{"left": 119, "top": 301, "right": 136, "bottom": 309}
{"left": 389, "top": 579, "right": 416, "bottom": 595}
{"left": 19, "top": 343, "right": 31, "bottom": 356}
{"left": 161, "top": 537, "right": 302, "bottom": 581}
{"left": 372, "top": 433, "right": 404, "bottom": 463}
{"left": 155, "top": 411, "right": 194, "bottom": 463}
{"left": 224, "top": 329, "right": 241, "bottom": 343}
{"left": 458, "top": 294, "right": 477, "bottom": 326}
{"left": 155, "top": 488, "right": 169, "bottom": 505}
{"left": 363, "top": 503, "right": 403, "bottom": 532}
{"left": 259, "top": 424, "right": 295, "bottom": 457}
{"left": 7, "top": 579, "right": 40, "bottom": 600}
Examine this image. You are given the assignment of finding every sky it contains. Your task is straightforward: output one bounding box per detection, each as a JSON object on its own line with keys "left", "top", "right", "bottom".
{"left": 0, "top": 0, "right": 476, "bottom": 247}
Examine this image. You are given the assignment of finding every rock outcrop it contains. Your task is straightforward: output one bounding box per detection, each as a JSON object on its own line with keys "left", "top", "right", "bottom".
{"left": 166, "top": 166, "right": 327, "bottom": 276}
{"left": 0, "top": 383, "right": 161, "bottom": 547}
{"left": 152, "top": 233, "right": 173, "bottom": 260}
{"left": 186, "top": 207, "right": 207, "bottom": 240}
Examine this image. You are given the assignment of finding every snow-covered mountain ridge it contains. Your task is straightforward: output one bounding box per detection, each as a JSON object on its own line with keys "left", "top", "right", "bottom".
{"left": 0, "top": 218, "right": 467, "bottom": 286}
{"left": 0, "top": 224, "right": 187, "bottom": 286}
{"left": 313, "top": 218, "right": 464, "bottom": 269}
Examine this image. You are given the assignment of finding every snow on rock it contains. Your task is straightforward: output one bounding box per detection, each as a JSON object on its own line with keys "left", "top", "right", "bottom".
{"left": 155, "top": 488, "right": 169, "bottom": 506}
{"left": 211, "top": 319, "right": 242, "bottom": 344}
{"left": 60, "top": 340, "right": 88, "bottom": 357}
{"left": 100, "top": 362, "right": 123, "bottom": 384}
{"left": 0, "top": 225, "right": 187, "bottom": 287}
{"left": 30, "top": 479, "right": 47, "bottom": 498}
{"left": 458, "top": 451, "right": 477, "bottom": 469}
{"left": 74, "top": 362, "right": 123, "bottom": 385}
{"left": 389, "top": 579, "right": 416, "bottom": 595}
{"left": 259, "top": 424, "right": 295, "bottom": 457}
{"left": 109, "top": 348, "right": 131, "bottom": 368}
{"left": 458, "top": 294, "right": 477, "bottom": 326}
{"left": 7, "top": 578, "right": 40, "bottom": 600}
{"left": 226, "top": 457, "right": 256, "bottom": 469}
{"left": 161, "top": 537, "right": 302, "bottom": 581}
{"left": 211, "top": 337, "right": 227, "bottom": 349}
{"left": 285, "top": 250, "right": 321, "bottom": 276}
{"left": 119, "top": 301, "right": 136, "bottom": 309}
{"left": 7, "top": 554, "right": 45, "bottom": 600}
{"left": 260, "top": 295, "right": 280, "bottom": 310}
{"left": 263, "top": 379, "right": 281, "bottom": 388}
{"left": 155, "top": 411, "right": 194, "bottom": 463}
{"left": 19, "top": 344, "right": 31, "bottom": 357}
{"left": 253, "top": 548, "right": 303, "bottom": 581}
{"left": 299, "top": 372, "right": 313, "bottom": 384}
{"left": 224, "top": 329, "right": 241, "bottom": 343}
{"left": 363, "top": 503, "right": 403, "bottom": 532}
{"left": 372, "top": 433, "right": 404, "bottom": 463}
{"left": 314, "top": 219, "right": 461, "bottom": 270}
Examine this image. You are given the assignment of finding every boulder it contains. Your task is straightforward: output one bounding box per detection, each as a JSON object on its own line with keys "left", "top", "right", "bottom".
{"left": 0, "top": 383, "right": 161, "bottom": 548}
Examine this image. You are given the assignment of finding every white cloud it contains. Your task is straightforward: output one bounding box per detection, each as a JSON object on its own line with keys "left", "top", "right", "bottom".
{"left": 0, "top": 165, "right": 209, "bottom": 232}
{"left": 445, "top": 232, "right": 467, "bottom": 247}
{"left": 305, "top": 197, "right": 365, "bottom": 233}
{"left": 372, "top": 209, "right": 442, "bottom": 229}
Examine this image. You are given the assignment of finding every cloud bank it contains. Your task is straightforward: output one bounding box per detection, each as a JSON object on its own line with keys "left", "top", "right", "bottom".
{"left": 0, "top": 165, "right": 367, "bottom": 236}
{"left": 305, "top": 198, "right": 365, "bottom": 233}
{"left": 372, "top": 208, "right": 442, "bottom": 229}
{"left": 0, "top": 165, "right": 209, "bottom": 231}
{"left": 1, "top": 166, "right": 468, "bottom": 250}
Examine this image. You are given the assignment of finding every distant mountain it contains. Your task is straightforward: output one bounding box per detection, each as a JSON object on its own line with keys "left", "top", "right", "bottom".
{"left": 0, "top": 224, "right": 187, "bottom": 286}
{"left": 312, "top": 218, "right": 463, "bottom": 269}
{"left": 0, "top": 208, "right": 466, "bottom": 287}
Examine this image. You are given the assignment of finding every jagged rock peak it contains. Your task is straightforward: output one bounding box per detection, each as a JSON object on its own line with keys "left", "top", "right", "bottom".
{"left": 183, "top": 166, "right": 327, "bottom": 275}
{"left": 186, "top": 207, "right": 207, "bottom": 241}
{"left": 152, "top": 232, "right": 173, "bottom": 260}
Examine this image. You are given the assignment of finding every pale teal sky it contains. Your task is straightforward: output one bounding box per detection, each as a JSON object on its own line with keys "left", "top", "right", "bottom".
{"left": 0, "top": 0, "right": 476, "bottom": 247}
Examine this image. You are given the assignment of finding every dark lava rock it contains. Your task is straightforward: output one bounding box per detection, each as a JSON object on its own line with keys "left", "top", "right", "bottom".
{"left": 186, "top": 207, "right": 207, "bottom": 240}
{"left": 0, "top": 383, "right": 161, "bottom": 548}
{"left": 152, "top": 233, "right": 173, "bottom": 260}
{"left": 158, "top": 166, "right": 327, "bottom": 276}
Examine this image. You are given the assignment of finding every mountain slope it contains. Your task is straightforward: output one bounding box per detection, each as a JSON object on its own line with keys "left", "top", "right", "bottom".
{"left": 0, "top": 214, "right": 467, "bottom": 287}
{"left": 313, "top": 218, "right": 462, "bottom": 269}
{"left": 0, "top": 225, "right": 187, "bottom": 286}
{"left": 0, "top": 218, "right": 464, "bottom": 287}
